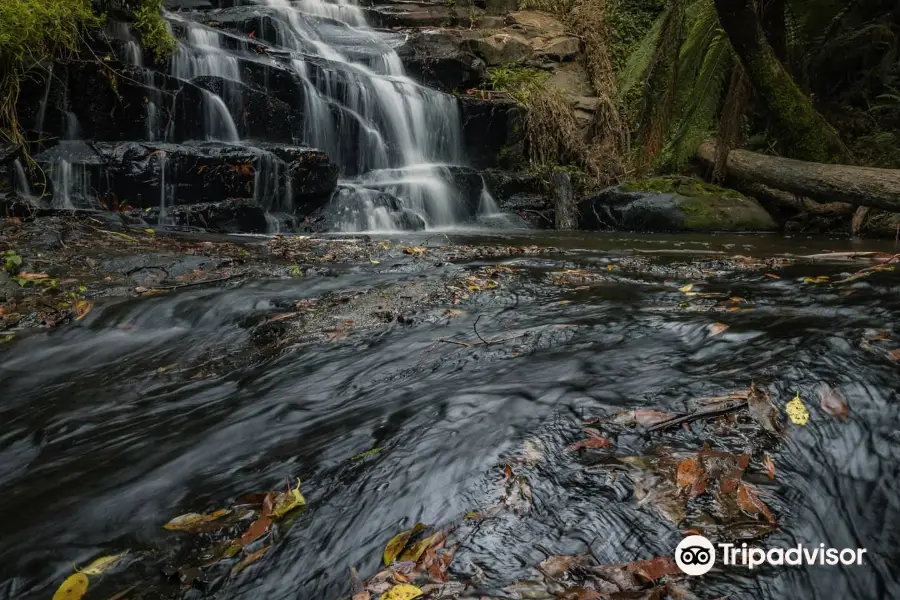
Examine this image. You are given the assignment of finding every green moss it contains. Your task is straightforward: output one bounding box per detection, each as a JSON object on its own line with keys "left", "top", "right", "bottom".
{"left": 678, "top": 195, "right": 775, "bottom": 230}
{"left": 606, "top": 0, "right": 666, "bottom": 74}
{"left": 133, "top": 0, "right": 176, "bottom": 62}
{"left": 621, "top": 176, "right": 745, "bottom": 199}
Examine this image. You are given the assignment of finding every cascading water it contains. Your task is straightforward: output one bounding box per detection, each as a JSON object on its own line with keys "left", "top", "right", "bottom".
{"left": 161, "top": 0, "right": 494, "bottom": 231}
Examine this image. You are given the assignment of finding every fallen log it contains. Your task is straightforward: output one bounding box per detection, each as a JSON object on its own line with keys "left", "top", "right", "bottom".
{"left": 698, "top": 141, "right": 900, "bottom": 212}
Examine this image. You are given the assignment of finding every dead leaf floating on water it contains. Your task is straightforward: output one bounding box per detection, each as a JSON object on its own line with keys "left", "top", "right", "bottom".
{"left": 269, "top": 478, "right": 306, "bottom": 518}
{"left": 709, "top": 322, "right": 729, "bottom": 335}
{"left": 52, "top": 573, "right": 88, "bottom": 600}
{"left": 383, "top": 523, "right": 425, "bottom": 565}
{"left": 888, "top": 348, "right": 900, "bottom": 361}
{"left": 231, "top": 546, "right": 270, "bottom": 574}
{"left": 819, "top": 385, "right": 849, "bottom": 421}
{"left": 785, "top": 392, "right": 810, "bottom": 425}
{"left": 736, "top": 482, "right": 776, "bottom": 524}
{"left": 163, "top": 509, "right": 231, "bottom": 531}
{"left": 79, "top": 551, "right": 128, "bottom": 575}
{"left": 763, "top": 454, "right": 776, "bottom": 480}
{"left": 73, "top": 300, "right": 93, "bottom": 321}
{"left": 678, "top": 283, "right": 694, "bottom": 293}
{"left": 379, "top": 583, "right": 423, "bottom": 600}
{"left": 747, "top": 382, "right": 781, "bottom": 434}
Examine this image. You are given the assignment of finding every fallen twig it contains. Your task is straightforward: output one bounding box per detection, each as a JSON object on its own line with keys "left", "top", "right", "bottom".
{"left": 647, "top": 399, "right": 748, "bottom": 432}
{"left": 135, "top": 275, "right": 237, "bottom": 294}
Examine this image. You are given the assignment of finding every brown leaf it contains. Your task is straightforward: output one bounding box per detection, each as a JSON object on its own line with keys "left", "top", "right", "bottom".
{"left": 240, "top": 515, "right": 271, "bottom": 545}
{"left": 736, "top": 482, "right": 776, "bottom": 524}
{"left": 537, "top": 554, "right": 590, "bottom": 578}
{"left": 231, "top": 546, "right": 269, "bottom": 574}
{"left": 764, "top": 273, "right": 781, "bottom": 279}
{"left": 18, "top": 272, "right": 49, "bottom": 280}
{"left": 568, "top": 429, "right": 612, "bottom": 451}
{"left": 818, "top": 385, "right": 849, "bottom": 421}
{"left": 631, "top": 556, "right": 681, "bottom": 581}
{"left": 709, "top": 322, "right": 729, "bottom": 335}
{"left": 763, "top": 454, "right": 776, "bottom": 480}
{"left": 352, "top": 593, "right": 371, "bottom": 600}
{"left": 676, "top": 457, "right": 700, "bottom": 488}
{"left": 889, "top": 348, "right": 900, "bottom": 361}
{"left": 262, "top": 492, "right": 275, "bottom": 517}
{"left": 747, "top": 382, "right": 781, "bottom": 434}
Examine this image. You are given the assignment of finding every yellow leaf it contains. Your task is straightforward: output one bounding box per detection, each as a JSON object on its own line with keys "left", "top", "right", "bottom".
{"left": 379, "top": 584, "right": 423, "bottom": 600}
{"left": 144, "top": 228, "right": 155, "bottom": 234}
{"left": 163, "top": 509, "right": 231, "bottom": 531}
{"left": 74, "top": 300, "right": 93, "bottom": 321}
{"left": 52, "top": 573, "right": 88, "bottom": 600}
{"left": 80, "top": 551, "right": 128, "bottom": 575}
{"left": 785, "top": 392, "right": 810, "bottom": 425}
{"left": 678, "top": 283, "right": 693, "bottom": 292}
{"left": 710, "top": 322, "right": 729, "bottom": 335}
{"left": 383, "top": 522, "right": 424, "bottom": 565}
{"left": 398, "top": 530, "right": 443, "bottom": 562}
{"left": 607, "top": 264, "right": 616, "bottom": 271}
{"left": 270, "top": 478, "right": 306, "bottom": 518}
{"left": 370, "top": 259, "right": 380, "bottom": 264}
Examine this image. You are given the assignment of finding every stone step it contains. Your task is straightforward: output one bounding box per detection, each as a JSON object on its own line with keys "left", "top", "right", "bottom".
{"left": 26, "top": 141, "right": 338, "bottom": 211}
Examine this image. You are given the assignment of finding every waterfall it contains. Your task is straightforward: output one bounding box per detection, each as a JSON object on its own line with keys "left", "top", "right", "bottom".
{"left": 12, "top": 159, "right": 33, "bottom": 199}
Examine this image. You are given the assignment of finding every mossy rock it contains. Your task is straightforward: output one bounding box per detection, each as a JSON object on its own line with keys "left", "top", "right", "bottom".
{"left": 579, "top": 177, "right": 776, "bottom": 232}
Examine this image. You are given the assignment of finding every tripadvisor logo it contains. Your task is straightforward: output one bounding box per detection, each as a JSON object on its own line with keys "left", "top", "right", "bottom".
{"left": 674, "top": 535, "right": 868, "bottom": 576}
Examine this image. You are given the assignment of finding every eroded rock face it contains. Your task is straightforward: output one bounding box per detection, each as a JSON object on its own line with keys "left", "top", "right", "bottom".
{"left": 579, "top": 180, "right": 777, "bottom": 232}
{"left": 29, "top": 141, "right": 338, "bottom": 212}
{"left": 462, "top": 32, "right": 533, "bottom": 66}
{"left": 397, "top": 30, "right": 487, "bottom": 91}
{"left": 459, "top": 97, "right": 525, "bottom": 169}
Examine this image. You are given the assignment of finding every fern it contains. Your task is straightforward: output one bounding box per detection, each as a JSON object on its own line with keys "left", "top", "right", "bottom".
{"left": 619, "top": 7, "right": 669, "bottom": 95}
{"left": 667, "top": 32, "right": 733, "bottom": 166}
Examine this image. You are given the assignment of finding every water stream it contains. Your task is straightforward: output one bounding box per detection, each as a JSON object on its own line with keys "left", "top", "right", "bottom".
{"left": 1, "top": 232, "right": 898, "bottom": 600}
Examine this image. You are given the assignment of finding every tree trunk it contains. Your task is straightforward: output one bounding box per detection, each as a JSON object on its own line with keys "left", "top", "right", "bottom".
{"left": 551, "top": 170, "right": 577, "bottom": 230}
{"left": 698, "top": 142, "right": 900, "bottom": 212}
{"left": 759, "top": 0, "right": 787, "bottom": 64}
{"left": 713, "top": 0, "right": 847, "bottom": 162}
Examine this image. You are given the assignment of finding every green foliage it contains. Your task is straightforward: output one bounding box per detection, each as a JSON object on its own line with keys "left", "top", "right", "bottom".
{"left": 516, "top": 0, "right": 577, "bottom": 19}
{"left": 489, "top": 66, "right": 549, "bottom": 104}
{"left": 606, "top": 0, "right": 667, "bottom": 74}
{"left": 134, "top": 0, "right": 176, "bottom": 62}
{"left": 2, "top": 249, "right": 22, "bottom": 274}
{"left": 0, "top": 0, "right": 103, "bottom": 145}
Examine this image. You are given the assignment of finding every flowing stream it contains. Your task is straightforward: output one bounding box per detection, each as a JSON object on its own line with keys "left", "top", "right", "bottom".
{"left": 1, "top": 232, "right": 898, "bottom": 600}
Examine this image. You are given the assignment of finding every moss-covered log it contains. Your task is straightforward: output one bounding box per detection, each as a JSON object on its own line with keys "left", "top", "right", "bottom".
{"left": 713, "top": 0, "right": 846, "bottom": 162}
{"left": 698, "top": 141, "right": 900, "bottom": 212}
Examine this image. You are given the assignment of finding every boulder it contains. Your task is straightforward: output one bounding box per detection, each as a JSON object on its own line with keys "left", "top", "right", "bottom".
{"left": 462, "top": 33, "right": 534, "bottom": 66}
{"left": 397, "top": 30, "right": 487, "bottom": 92}
{"left": 534, "top": 36, "right": 581, "bottom": 61}
{"left": 579, "top": 177, "right": 777, "bottom": 232}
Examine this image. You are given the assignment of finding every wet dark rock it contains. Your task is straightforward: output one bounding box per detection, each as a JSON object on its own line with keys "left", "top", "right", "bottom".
{"left": 136, "top": 198, "right": 271, "bottom": 233}
{"left": 197, "top": 6, "right": 293, "bottom": 47}
{"left": 364, "top": 4, "right": 482, "bottom": 28}
{"left": 16, "top": 62, "right": 176, "bottom": 143}
{"left": 459, "top": 97, "right": 525, "bottom": 169}
{"left": 481, "top": 169, "right": 542, "bottom": 200}
{"left": 578, "top": 180, "right": 778, "bottom": 232}
{"left": 181, "top": 75, "right": 299, "bottom": 142}
{"left": 397, "top": 30, "right": 487, "bottom": 91}
{"left": 29, "top": 141, "right": 338, "bottom": 212}
{"left": 327, "top": 187, "right": 427, "bottom": 231}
